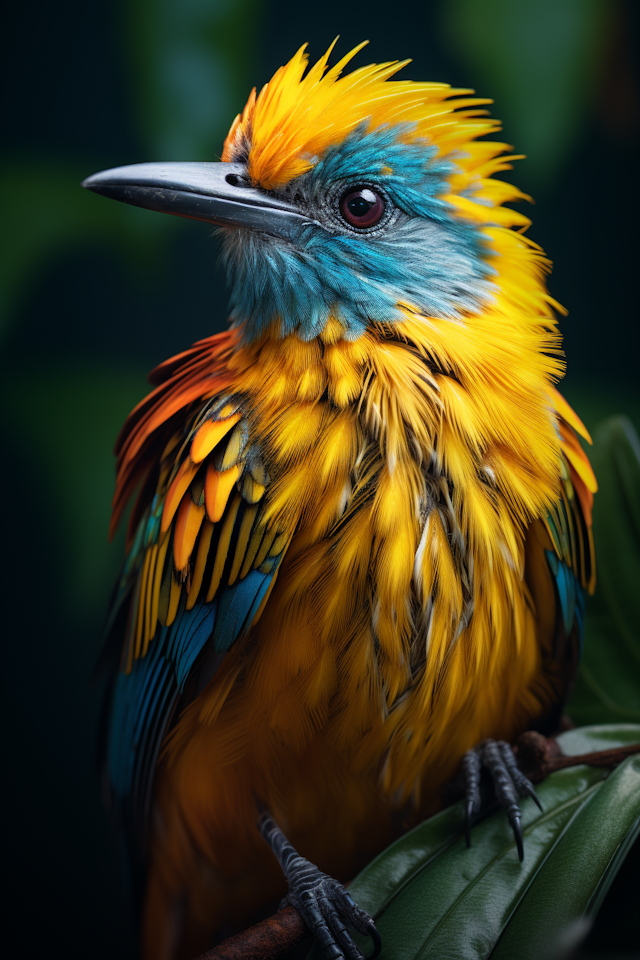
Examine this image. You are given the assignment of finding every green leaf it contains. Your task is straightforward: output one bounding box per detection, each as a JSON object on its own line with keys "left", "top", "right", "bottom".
{"left": 307, "top": 725, "right": 640, "bottom": 959}
{"left": 568, "top": 417, "right": 640, "bottom": 724}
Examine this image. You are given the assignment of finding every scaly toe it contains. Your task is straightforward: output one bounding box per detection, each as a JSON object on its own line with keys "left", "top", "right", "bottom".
{"left": 459, "top": 737, "right": 540, "bottom": 860}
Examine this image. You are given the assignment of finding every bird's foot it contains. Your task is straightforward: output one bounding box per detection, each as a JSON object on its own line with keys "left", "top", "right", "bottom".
{"left": 462, "top": 738, "right": 543, "bottom": 861}
{"left": 281, "top": 869, "right": 380, "bottom": 960}
{"left": 258, "top": 807, "right": 380, "bottom": 960}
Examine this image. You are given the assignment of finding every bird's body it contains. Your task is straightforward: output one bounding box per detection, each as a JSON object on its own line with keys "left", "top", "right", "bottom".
{"left": 92, "top": 43, "right": 596, "bottom": 959}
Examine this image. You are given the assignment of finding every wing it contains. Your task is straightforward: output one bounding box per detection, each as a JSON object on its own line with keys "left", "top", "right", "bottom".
{"left": 101, "top": 332, "right": 293, "bottom": 891}
{"left": 525, "top": 387, "right": 597, "bottom": 730}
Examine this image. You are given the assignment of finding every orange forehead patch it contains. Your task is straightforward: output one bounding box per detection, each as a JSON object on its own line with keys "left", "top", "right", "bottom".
{"left": 222, "top": 40, "right": 500, "bottom": 191}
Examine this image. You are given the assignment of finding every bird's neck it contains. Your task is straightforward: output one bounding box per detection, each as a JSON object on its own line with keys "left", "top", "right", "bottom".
{"left": 228, "top": 317, "right": 410, "bottom": 411}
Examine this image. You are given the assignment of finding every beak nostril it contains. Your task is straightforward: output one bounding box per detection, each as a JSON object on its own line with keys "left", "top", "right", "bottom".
{"left": 226, "top": 173, "right": 243, "bottom": 187}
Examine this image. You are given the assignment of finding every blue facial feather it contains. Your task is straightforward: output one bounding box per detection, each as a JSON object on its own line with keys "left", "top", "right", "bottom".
{"left": 221, "top": 125, "right": 496, "bottom": 341}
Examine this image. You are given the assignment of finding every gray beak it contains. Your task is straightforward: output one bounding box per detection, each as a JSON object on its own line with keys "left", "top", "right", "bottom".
{"left": 81, "top": 161, "right": 307, "bottom": 238}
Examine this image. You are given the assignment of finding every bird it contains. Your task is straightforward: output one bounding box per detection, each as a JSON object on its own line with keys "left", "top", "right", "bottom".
{"left": 84, "top": 40, "right": 597, "bottom": 960}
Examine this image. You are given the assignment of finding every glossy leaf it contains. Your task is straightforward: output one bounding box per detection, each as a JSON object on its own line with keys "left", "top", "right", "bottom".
{"left": 568, "top": 417, "right": 640, "bottom": 724}
{"left": 308, "top": 725, "right": 640, "bottom": 959}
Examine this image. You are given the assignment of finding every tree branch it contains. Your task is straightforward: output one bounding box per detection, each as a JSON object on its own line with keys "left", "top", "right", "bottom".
{"left": 193, "top": 906, "right": 308, "bottom": 960}
{"left": 513, "top": 730, "right": 640, "bottom": 782}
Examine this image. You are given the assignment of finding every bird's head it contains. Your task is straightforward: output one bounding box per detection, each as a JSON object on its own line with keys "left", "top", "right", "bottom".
{"left": 83, "top": 42, "right": 541, "bottom": 345}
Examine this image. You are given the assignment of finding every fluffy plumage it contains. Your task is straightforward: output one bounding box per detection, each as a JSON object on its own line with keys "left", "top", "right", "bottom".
{"left": 101, "top": 43, "right": 596, "bottom": 959}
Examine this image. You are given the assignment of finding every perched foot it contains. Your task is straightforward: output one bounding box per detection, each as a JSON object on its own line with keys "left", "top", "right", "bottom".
{"left": 462, "top": 738, "right": 543, "bottom": 861}
{"left": 258, "top": 807, "right": 381, "bottom": 960}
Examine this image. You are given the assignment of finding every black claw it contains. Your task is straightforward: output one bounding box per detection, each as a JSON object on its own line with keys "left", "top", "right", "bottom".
{"left": 510, "top": 814, "right": 524, "bottom": 862}
{"left": 366, "top": 920, "right": 382, "bottom": 959}
{"left": 465, "top": 799, "right": 474, "bottom": 848}
{"left": 497, "top": 741, "right": 543, "bottom": 814}
{"left": 527, "top": 785, "right": 544, "bottom": 812}
{"left": 460, "top": 738, "right": 544, "bottom": 861}
{"left": 462, "top": 746, "right": 482, "bottom": 850}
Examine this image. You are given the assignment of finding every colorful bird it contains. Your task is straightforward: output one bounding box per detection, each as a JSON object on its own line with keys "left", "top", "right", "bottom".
{"left": 84, "top": 41, "right": 597, "bottom": 960}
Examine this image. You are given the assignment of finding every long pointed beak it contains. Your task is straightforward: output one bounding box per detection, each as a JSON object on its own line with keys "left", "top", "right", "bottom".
{"left": 81, "top": 161, "right": 307, "bottom": 237}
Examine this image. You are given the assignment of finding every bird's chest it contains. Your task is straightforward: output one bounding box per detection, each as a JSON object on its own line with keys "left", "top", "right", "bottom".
{"left": 224, "top": 333, "right": 533, "bottom": 794}
{"left": 255, "top": 383, "right": 471, "bottom": 723}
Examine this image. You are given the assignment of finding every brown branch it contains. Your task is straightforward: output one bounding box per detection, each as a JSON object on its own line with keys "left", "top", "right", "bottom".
{"left": 513, "top": 730, "right": 640, "bottom": 783}
{"left": 193, "top": 905, "right": 308, "bottom": 960}
{"left": 193, "top": 737, "right": 640, "bottom": 960}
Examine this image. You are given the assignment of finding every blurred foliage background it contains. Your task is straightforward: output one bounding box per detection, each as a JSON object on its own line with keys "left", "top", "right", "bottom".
{"left": 1, "top": 1, "right": 638, "bottom": 957}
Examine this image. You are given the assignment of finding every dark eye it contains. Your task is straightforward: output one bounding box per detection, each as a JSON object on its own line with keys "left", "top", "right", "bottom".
{"left": 339, "top": 186, "right": 385, "bottom": 229}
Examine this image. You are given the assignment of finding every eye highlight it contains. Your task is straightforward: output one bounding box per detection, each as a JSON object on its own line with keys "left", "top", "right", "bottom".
{"left": 339, "top": 186, "right": 385, "bottom": 229}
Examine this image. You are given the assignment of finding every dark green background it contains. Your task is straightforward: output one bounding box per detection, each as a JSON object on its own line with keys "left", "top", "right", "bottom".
{"left": 2, "top": 1, "right": 638, "bottom": 956}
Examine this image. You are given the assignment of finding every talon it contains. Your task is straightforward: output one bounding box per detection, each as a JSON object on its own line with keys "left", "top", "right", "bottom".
{"left": 366, "top": 920, "right": 382, "bottom": 959}
{"left": 510, "top": 812, "right": 524, "bottom": 862}
{"left": 459, "top": 737, "right": 539, "bottom": 860}
{"left": 527, "top": 785, "right": 543, "bottom": 812}
{"left": 465, "top": 799, "right": 474, "bottom": 848}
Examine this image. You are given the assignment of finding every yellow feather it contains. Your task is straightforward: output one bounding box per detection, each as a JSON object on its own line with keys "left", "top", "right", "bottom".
{"left": 323, "top": 342, "right": 364, "bottom": 406}
{"left": 173, "top": 497, "right": 206, "bottom": 572}
{"left": 210, "top": 464, "right": 241, "bottom": 523}
{"left": 229, "top": 505, "right": 258, "bottom": 585}
{"left": 269, "top": 530, "right": 289, "bottom": 558}
{"left": 149, "top": 531, "right": 170, "bottom": 639}
{"left": 249, "top": 566, "right": 281, "bottom": 628}
{"left": 240, "top": 523, "right": 268, "bottom": 579}
{"left": 219, "top": 422, "right": 248, "bottom": 470}
{"left": 206, "top": 494, "right": 241, "bottom": 601}
{"left": 165, "top": 572, "right": 181, "bottom": 628}
{"left": 161, "top": 460, "right": 199, "bottom": 533}
{"left": 186, "top": 520, "right": 214, "bottom": 610}
{"left": 190, "top": 413, "right": 241, "bottom": 463}
{"left": 319, "top": 317, "right": 345, "bottom": 344}
{"left": 254, "top": 526, "right": 278, "bottom": 568}
{"left": 134, "top": 547, "right": 152, "bottom": 660}
{"left": 242, "top": 473, "right": 266, "bottom": 504}
{"left": 142, "top": 543, "right": 158, "bottom": 656}
{"left": 563, "top": 443, "right": 598, "bottom": 494}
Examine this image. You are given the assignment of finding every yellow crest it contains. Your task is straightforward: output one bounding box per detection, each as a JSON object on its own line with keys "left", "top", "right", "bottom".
{"left": 222, "top": 40, "right": 508, "bottom": 194}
